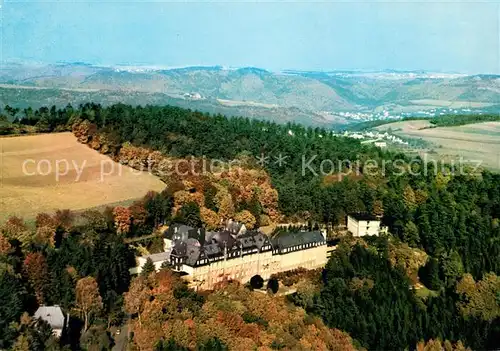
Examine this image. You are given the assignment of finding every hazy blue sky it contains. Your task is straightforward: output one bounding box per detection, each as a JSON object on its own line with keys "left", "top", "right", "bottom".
{"left": 2, "top": 0, "right": 499, "bottom": 73}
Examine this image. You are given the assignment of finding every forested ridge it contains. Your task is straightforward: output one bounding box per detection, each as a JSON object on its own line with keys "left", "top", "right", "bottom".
{"left": 1, "top": 103, "right": 500, "bottom": 350}
{"left": 429, "top": 114, "right": 500, "bottom": 127}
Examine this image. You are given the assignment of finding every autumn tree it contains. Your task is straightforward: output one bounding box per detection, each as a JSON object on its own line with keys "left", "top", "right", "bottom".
{"left": 34, "top": 226, "right": 56, "bottom": 247}
{"left": 0, "top": 234, "right": 12, "bottom": 256}
{"left": 124, "top": 276, "right": 151, "bottom": 328}
{"left": 130, "top": 201, "right": 148, "bottom": 228}
{"left": 215, "top": 188, "right": 235, "bottom": 220}
{"left": 403, "top": 185, "right": 416, "bottom": 210}
{"left": 35, "top": 213, "right": 56, "bottom": 229}
{"left": 2, "top": 216, "right": 33, "bottom": 246}
{"left": 113, "top": 206, "right": 132, "bottom": 235}
{"left": 23, "top": 253, "right": 49, "bottom": 304}
{"left": 416, "top": 339, "right": 470, "bottom": 351}
{"left": 456, "top": 272, "right": 500, "bottom": 321}
{"left": 76, "top": 276, "right": 103, "bottom": 331}
{"left": 200, "top": 207, "right": 220, "bottom": 230}
{"left": 372, "top": 199, "right": 384, "bottom": 218}
{"left": 72, "top": 120, "right": 97, "bottom": 144}
{"left": 234, "top": 210, "right": 256, "bottom": 230}
{"left": 53, "top": 209, "right": 74, "bottom": 231}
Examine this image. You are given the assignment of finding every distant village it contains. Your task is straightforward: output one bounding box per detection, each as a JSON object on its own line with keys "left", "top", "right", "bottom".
{"left": 337, "top": 130, "right": 408, "bottom": 147}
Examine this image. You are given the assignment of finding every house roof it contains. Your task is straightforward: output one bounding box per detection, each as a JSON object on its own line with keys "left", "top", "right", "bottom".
{"left": 238, "top": 230, "right": 270, "bottom": 250}
{"left": 271, "top": 231, "right": 324, "bottom": 250}
{"left": 34, "top": 306, "right": 65, "bottom": 329}
{"left": 142, "top": 252, "right": 170, "bottom": 262}
{"left": 165, "top": 224, "right": 194, "bottom": 239}
{"left": 185, "top": 245, "right": 202, "bottom": 266}
{"left": 226, "top": 220, "right": 246, "bottom": 235}
{"left": 348, "top": 213, "right": 379, "bottom": 221}
{"left": 168, "top": 224, "right": 206, "bottom": 246}
{"left": 171, "top": 241, "right": 188, "bottom": 256}
{"left": 203, "top": 243, "right": 223, "bottom": 257}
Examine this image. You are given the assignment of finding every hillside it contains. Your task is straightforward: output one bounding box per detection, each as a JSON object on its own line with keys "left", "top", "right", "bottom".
{"left": 1, "top": 103, "right": 500, "bottom": 350}
{"left": 0, "top": 132, "right": 165, "bottom": 220}
{"left": 1, "top": 62, "right": 499, "bottom": 126}
{"left": 375, "top": 119, "right": 500, "bottom": 169}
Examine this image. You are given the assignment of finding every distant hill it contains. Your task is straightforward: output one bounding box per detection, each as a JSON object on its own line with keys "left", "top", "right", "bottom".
{"left": 1, "top": 61, "right": 499, "bottom": 126}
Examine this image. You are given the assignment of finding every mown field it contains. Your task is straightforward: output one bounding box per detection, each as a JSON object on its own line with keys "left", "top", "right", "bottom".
{"left": 376, "top": 120, "right": 500, "bottom": 170}
{"left": 0, "top": 132, "right": 165, "bottom": 221}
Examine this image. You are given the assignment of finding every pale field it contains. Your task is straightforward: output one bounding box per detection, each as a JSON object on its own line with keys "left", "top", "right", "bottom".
{"left": 409, "top": 99, "right": 494, "bottom": 108}
{"left": 376, "top": 121, "right": 500, "bottom": 170}
{"left": 217, "top": 98, "right": 279, "bottom": 109}
{"left": 0, "top": 133, "right": 166, "bottom": 221}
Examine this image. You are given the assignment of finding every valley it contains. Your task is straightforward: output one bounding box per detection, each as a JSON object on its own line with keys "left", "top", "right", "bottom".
{"left": 1, "top": 62, "right": 498, "bottom": 127}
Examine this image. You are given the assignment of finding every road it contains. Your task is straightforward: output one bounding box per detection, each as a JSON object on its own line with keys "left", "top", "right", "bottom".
{"left": 111, "top": 323, "right": 129, "bottom": 351}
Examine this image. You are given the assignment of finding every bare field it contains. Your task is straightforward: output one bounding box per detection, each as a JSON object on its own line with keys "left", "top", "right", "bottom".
{"left": 376, "top": 121, "right": 500, "bottom": 169}
{"left": 0, "top": 133, "right": 166, "bottom": 221}
{"left": 409, "top": 99, "right": 494, "bottom": 108}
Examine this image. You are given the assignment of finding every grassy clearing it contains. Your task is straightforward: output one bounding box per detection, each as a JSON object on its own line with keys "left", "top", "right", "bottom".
{"left": 376, "top": 121, "right": 500, "bottom": 170}
{"left": 0, "top": 132, "right": 165, "bottom": 221}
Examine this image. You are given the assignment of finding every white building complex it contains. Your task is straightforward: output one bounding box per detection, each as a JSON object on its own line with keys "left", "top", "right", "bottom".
{"left": 135, "top": 221, "right": 329, "bottom": 290}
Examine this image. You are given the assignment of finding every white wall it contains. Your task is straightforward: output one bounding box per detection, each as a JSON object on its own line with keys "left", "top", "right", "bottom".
{"left": 347, "top": 216, "right": 381, "bottom": 237}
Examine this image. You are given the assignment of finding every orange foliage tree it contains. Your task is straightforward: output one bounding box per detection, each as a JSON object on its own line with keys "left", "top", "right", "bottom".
{"left": 200, "top": 207, "right": 220, "bottom": 230}
{"left": 113, "top": 206, "right": 132, "bottom": 235}
{"left": 76, "top": 276, "right": 103, "bottom": 332}
{"left": 124, "top": 273, "right": 356, "bottom": 351}
{"left": 0, "top": 234, "right": 12, "bottom": 255}
{"left": 234, "top": 210, "right": 256, "bottom": 229}
{"left": 23, "top": 252, "right": 50, "bottom": 304}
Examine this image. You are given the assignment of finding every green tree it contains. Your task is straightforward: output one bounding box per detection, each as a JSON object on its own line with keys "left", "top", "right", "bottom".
{"left": 249, "top": 275, "right": 264, "bottom": 290}
{"left": 141, "top": 258, "right": 156, "bottom": 277}
{"left": 419, "top": 258, "right": 442, "bottom": 291}
{"left": 267, "top": 278, "right": 279, "bottom": 294}
{"left": 403, "top": 221, "right": 420, "bottom": 247}
{"left": 441, "top": 250, "right": 464, "bottom": 287}
{"left": 174, "top": 202, "right": 202, "bottom": 228}
{"left": 197, "top": 337, "right": 228, "bottom": 351}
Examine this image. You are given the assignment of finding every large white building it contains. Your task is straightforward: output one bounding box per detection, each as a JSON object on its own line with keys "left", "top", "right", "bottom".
{"left": 347, "top": 213, "right": 382, "bottom": 237}
{"left": 133, "top": 222, "right": 329, "bottom": 290}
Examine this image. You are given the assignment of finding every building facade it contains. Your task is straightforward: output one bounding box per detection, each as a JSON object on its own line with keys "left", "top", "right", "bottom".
{"left": 347, "top": 213, "right": 382, "bottom": 237}
{"left": 134, "top": 222, "right": 328, "bottom": 290}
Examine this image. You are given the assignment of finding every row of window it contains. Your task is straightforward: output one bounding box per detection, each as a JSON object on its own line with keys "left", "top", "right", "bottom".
{"left": 276, "top": 241, "right": 324, "bottom": 254}
{"left": 187, "top": 242, "right": 324, "bottom": 266}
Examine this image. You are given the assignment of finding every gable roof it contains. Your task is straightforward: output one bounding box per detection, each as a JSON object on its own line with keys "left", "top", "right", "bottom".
{"left": 348, "top": 213, "right": 379, "bottom": 221}
{"left": 165, "top": 223, "right": 194, "bottom": 239}
{"left": 34, "top": 306, "right": 65, "bottom": 329}
{"left": 238, "top": 230, "right": 270, "bottom": 250}
{"left": 271, "top": 231, "right": 324, "bottom": 250}
{"left": 142, "top": 252, "right": 170, "bottom": 263}
{"left": 226, "top": 220, "right": 246, "bottom": 235}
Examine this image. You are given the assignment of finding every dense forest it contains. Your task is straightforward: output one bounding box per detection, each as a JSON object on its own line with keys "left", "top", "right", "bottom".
{"left": 344, "top": 113, "right": 500, "bottom": 131}
{"left": 429, "top": 114, "right": 500, "bottom": 127}
{"left": 1, "top": 103, "right": 500, "bottom": 350}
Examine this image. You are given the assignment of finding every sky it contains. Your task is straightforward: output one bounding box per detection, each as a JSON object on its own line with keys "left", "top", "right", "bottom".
{"left": 2, "top": 0, "right": 499, "bottom": 74}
